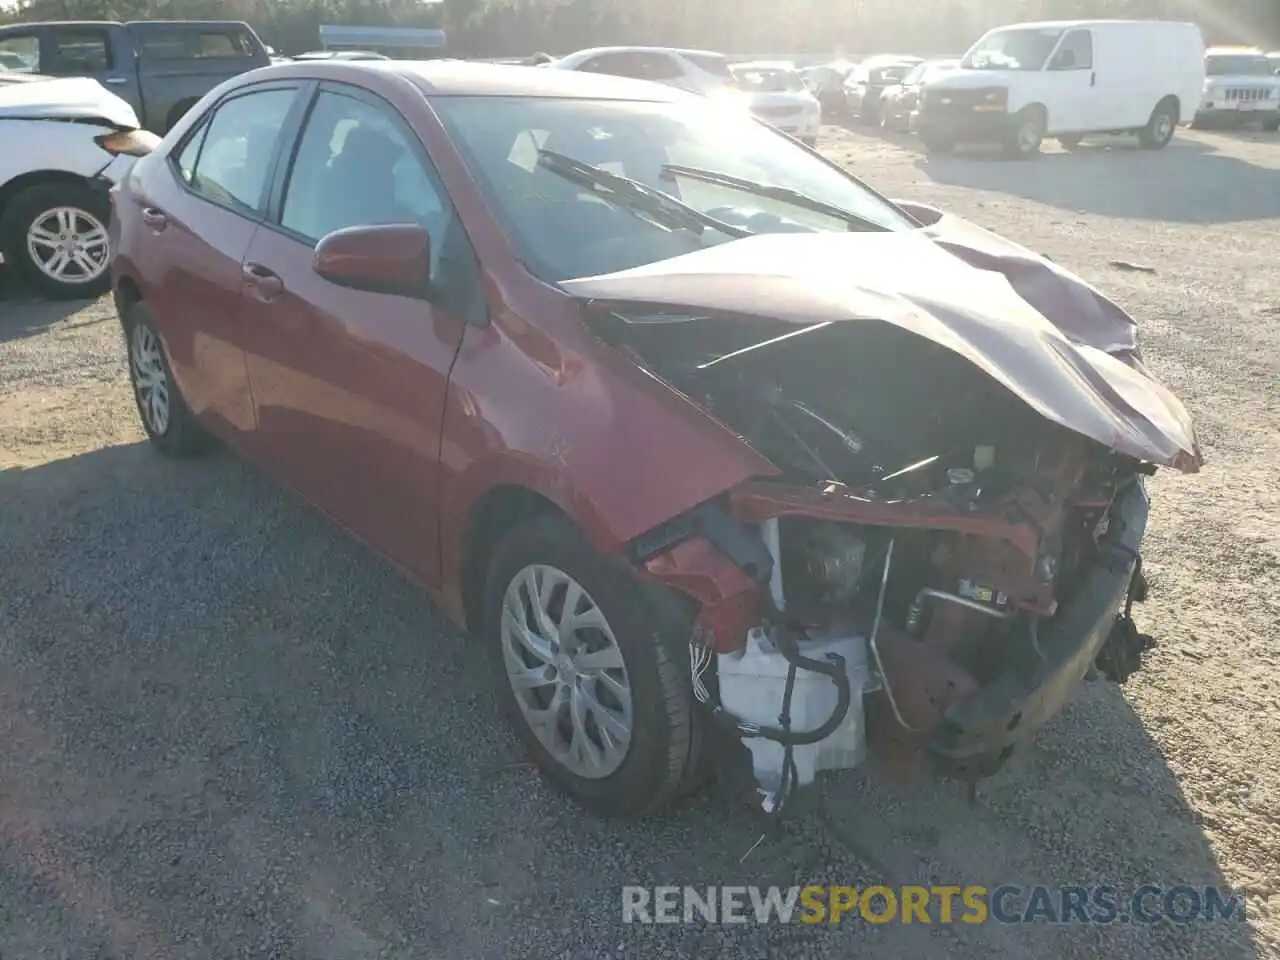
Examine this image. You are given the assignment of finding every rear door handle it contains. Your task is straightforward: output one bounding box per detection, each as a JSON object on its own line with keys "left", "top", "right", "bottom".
{"left": 141, "top": 207, "right": 167, "bottom": 230}
{"left": 242, "top": 262, "right": 284, "bottom": 300}
{"left": 1090, "top": 71, "right": 1096, "bottom": 86}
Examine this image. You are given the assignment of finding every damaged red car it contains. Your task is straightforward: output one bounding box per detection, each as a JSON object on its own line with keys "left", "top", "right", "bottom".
{"left": 110, "top": 60, "right": 1200, "bottom": 818}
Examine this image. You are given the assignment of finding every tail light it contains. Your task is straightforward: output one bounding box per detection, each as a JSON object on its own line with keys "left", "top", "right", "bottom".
{"left": 95, "top": 129, "right": 162, "bottom": 157}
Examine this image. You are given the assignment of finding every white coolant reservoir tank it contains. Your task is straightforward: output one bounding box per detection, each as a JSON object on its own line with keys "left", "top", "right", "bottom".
{"left": 716, "top": 626, "right": 870, "bottom": 797}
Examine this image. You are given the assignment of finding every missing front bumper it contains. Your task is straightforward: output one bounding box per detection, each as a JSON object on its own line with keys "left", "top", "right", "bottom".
{"left": 929, "top": 481, "right": 1150, "bottom": 779}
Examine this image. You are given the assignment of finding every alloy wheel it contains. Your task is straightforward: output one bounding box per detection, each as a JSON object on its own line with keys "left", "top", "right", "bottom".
{"left": 25, "top": 206, "right": 110, "bottom": 286}
{"left": 1153, "top": 111, "right": 1174, "bottom": 144}
{"left": 500, "top": 563, "right": 633, "bottom": 779}
{"left": 130, "top": 322, "right": 171, "bottom": 436}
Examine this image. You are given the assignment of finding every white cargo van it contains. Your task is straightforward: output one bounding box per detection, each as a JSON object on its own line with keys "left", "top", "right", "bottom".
{"left": 914, "top": 20, "right": 1206, "bottom": 157}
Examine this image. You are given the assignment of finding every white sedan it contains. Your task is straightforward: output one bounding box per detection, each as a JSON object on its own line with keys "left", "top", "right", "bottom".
{"left": 0, "top": 74, "right": 157, "bottom": 299}
{"left": 730, "top": 61, "right": 823, "bottom": 146}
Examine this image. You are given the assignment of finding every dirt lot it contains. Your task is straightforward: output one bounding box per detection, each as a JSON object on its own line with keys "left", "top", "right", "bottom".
{"left": 1, "top": 126, "right": 1278, "bottom": 959}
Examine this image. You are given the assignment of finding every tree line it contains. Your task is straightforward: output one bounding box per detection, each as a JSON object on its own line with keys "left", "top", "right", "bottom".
{"left": 3, "top": 0, "right": 1277, "bottom": 59}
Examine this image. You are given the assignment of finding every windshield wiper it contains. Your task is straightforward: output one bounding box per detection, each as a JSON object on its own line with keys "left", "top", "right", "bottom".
{"left": 536, "top": 149, "right": 750, "bottom": 239}
{"left": 659, "top": 163, "right": 889, "bottom": 232}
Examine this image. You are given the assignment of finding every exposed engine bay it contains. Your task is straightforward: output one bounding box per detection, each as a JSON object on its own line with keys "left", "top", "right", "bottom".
{"left": 592, "top": 306, "right": 1162, "bottom": 816}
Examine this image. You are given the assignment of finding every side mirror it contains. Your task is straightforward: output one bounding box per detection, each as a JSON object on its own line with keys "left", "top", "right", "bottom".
{"left": 313, "top": 223, "right": 432, "bottom": 298}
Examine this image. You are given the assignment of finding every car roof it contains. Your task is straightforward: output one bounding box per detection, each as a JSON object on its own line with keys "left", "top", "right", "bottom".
{"left": 555, "top": 46, "right": 726, "bottom": 67}
{"left": 249, "top": 59, "right": 692, "bottom": 101}
{"left": 734, "top": 60, "right": 797, "bottom": 71}
{"left": 862, "top": 54, "right": 923, "bottom": 65}
{"left": 985, "top": 19, "right": 1194, "bottom": 30}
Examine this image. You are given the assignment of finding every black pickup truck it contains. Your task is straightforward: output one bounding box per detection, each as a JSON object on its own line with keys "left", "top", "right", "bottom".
{"left": 0, "top": 20, "right": 269, "bottom": 133}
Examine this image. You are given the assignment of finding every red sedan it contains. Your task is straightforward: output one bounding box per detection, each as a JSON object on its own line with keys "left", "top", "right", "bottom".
{"left": 110, "top": 60, "right": 1199, "bottom": 819}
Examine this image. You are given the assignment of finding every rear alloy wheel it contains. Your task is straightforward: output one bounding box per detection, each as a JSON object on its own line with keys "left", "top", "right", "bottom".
{"left": 1004, "top": 108, "right": 1045, "bottom": 158}
{"left": 1138, "top": 100, "right": 1178, "bottom": 149}
{"left": 483, "top": 515, "right": 703, "bottom": 817}
{"left": 0, "top": 184, "right": 112, "bottom": 299}
{"left": 124, "top": 301, "right": 212, "bottom": 457}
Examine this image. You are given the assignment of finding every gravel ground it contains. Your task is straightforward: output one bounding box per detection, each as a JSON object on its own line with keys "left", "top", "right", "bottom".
{"left": 1, "top": 125, "right": 1277, "bottom": 959}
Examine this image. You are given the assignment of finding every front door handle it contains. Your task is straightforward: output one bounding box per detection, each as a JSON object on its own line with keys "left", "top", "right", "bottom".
{"left": 141, "top": 207, "right": 167, "bottom": 230}
{"left": 242, "top": 262, "right": 284, "bottom": 300}
{"left": 1090, "top": 71, "right": 1096, "bottom": 86}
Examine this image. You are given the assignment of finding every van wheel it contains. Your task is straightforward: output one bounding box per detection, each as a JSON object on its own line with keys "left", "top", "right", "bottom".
{"left": 1138, "top": 99, "right": 1178, "bottom": 149}
{"left": 921, "top": 133, "right": 955, "bottom": 154}
{"left": 481, "top": 515, "right": 704, "bottom": 818}
{"left": 1003, "top": 107, "right": 1045, "bottom": 158}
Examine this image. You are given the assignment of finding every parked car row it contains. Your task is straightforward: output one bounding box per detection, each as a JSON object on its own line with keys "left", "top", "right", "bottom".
{"left": 812, "top": 22, "right": 1280, "bottom": 157}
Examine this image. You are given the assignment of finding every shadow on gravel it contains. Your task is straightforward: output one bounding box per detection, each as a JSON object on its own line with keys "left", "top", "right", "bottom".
{"left": 0, "top": 270, "right": 99, "bottom": 342}
{"left": 0, "top": 443, "right": 1262, "bottom": 959}
{"left": 912, "top": 135, "right": 1280, "bottom": 224}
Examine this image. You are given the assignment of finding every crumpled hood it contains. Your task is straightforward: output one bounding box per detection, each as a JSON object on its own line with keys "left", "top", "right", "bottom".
{"left": 0, "top": 76, "right": 139, "bottom": 129}
{"left": 561, "top": 212, "right": 1201, "bottom": 472}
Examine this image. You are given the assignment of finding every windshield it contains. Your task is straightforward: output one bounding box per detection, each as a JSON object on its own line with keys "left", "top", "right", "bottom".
{"left": 901, "top": 63, "right": 929, "bottom": 85}
{"left": 871, "top": 64, "right": 914, "bottom": 84}
{"left": 962, "top": 27, "right": 1063, "bottom": 71}
{"left": 433, "top": 96, "right": 913, "bottom": 282}
{"left": 1206, "top": 54, "right": 1273, "bottom": 76}
{"left": 733, "top": 67, "right": 805, "bottom": 93}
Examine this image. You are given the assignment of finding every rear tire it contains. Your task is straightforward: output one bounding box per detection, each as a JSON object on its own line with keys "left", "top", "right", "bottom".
{"left": 481, "top": 515, "right": 705, "bottom": 818}
{"left": 0, "top": 183, "right": 112, "bottom": 300}
{"left": 122, "top": 301, "right": 214, "bottom": 457}
{"left": 1138, "top": 98, "right": 1178, "bottom": 149}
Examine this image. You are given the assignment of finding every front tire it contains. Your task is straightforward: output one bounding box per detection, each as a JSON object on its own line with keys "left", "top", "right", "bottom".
{"left": 921, "top": 132, "right": 955, "bottom": 154}
{"left": 1003, "top": 107, "right": 1045, "bottom": 158}
{"left": 482, "top": 515, "right": 703, "bottom": 818}
{"left": 1138, "top": 99, "right": 1178, "bottom": 149}
{"left": 123, "top": 301, "right": 212, "bottom": 457}
{"left": 0, "top": 183, "right": 112, "bottom": 300}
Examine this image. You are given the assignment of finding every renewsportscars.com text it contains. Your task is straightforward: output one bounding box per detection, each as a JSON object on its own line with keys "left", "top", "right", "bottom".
{"left": 621, "top": 885, "right": 1246, "bottom": 925}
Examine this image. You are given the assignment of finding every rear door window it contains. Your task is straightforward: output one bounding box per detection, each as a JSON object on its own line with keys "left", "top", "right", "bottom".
{"left": 176, "top": 87, "right": 297, "bottom": 214}
{"left": 46, "top": 30, "right": 113, "bottom": 74}
{"left": 140, "top": 28, "right": 255, "bottom": 60}
{"left": 579, "top": 52, "right": 646, "bottom": 78}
